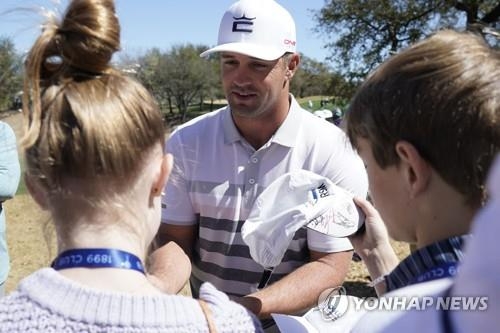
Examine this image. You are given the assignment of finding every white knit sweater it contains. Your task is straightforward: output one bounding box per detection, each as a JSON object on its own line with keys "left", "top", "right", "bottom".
{"left": 0, "top": 268, "right": 262, "bottom": 332}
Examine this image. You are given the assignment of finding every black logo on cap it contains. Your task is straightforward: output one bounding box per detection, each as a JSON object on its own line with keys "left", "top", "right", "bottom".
{"left": 232, "top": 15, "right": 256, "bottom": 33}
{"left": 316, "top": 183, "right": 330, "bottom": 198}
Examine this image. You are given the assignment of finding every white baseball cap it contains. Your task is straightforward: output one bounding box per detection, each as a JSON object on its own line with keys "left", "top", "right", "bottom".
{"left": 200, "top": 0, "right": 297, "bottom": 61}
{"left": 241, "top": 170, "right": 365, "bottom": 268}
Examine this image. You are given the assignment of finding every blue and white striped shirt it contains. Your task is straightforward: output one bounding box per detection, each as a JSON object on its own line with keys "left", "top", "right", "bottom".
{"left": 385, "top": 235, "right": 470, "bottom": 292}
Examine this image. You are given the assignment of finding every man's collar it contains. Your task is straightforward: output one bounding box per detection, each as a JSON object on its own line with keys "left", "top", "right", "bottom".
{"left": 222, "top": 106, "right": 241, "bottom": 144}
{"left": 271, "top": 96, "right": 301, "bottom": 147}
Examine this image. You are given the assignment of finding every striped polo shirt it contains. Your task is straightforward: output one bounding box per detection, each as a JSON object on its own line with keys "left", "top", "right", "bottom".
{"left": 162, "top": 96, "right": 368, "bottom": 298}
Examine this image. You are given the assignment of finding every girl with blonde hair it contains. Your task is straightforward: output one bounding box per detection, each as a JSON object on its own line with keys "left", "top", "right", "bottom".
{"left": 0, "top": 0, "right": 261, "bottom": 331}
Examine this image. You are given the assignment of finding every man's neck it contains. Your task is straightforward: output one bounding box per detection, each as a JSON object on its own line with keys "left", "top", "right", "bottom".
{"left": 232, "top": 97, "right": 291, "bottom": 150}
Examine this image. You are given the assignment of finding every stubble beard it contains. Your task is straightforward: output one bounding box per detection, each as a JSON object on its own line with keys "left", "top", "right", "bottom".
{"left": 230, "top": 105, "right": 265, "bottom": 119}
{"left": 228, "top": 97, "right": 268, "bottom": 119}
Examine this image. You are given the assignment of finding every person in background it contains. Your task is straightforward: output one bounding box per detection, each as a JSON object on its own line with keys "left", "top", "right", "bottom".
{"left": 0, "top": 120, "right": 21, "bottom": 297}
{"left": 345, "top": 29, "right": 500, "bottom": 297}
{"left": 331, "top": 108, "right": 343, "bottom": 126}
{"left": 0, "top": 0, "right": 261, "bottom": 331}
{"left": 155, "top": 0, "right": 367, "bottom": 330}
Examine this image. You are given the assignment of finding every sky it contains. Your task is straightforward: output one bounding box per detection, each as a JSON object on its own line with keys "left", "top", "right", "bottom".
{"left": 0, "top": 0, "right": 333, "bottom": 62}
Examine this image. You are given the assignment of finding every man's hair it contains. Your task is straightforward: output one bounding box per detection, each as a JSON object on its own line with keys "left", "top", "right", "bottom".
{"left": 346, "top": 29, "right": 500, "bottom": 207}
{"left": 281, "top": 52, "right": 295, "bottom": 69}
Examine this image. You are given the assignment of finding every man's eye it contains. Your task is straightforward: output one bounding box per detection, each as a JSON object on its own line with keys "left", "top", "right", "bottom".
{"left": 252, "top": 63, "right": 268, "bottom": 69}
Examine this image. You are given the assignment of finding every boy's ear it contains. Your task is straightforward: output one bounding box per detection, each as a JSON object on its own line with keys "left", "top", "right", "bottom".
{"left": 24, "top": 173, "right": 49, "bottom": 210}
{"left": 394, "top": 141, "right": 431, "bottom": 198}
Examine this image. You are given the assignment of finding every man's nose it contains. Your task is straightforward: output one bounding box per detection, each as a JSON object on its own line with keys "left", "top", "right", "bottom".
{"left": 232, "top": 67, "right": 253, "bottom": 87}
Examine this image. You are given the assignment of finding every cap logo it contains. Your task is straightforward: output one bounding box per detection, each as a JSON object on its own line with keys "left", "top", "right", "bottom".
{"left": 310, "top": 183, "right": 330, "bottom": 204}
{"left": 316, "top": 183, "right": 330, "bottom": 198}
{"left": 232, "top": 14, "right": 256, "bottom": 33}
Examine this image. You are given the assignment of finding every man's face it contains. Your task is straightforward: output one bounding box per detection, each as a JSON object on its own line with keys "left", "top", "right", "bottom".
{"left": 220, "top": 52, "right": 289, "bottom": 119}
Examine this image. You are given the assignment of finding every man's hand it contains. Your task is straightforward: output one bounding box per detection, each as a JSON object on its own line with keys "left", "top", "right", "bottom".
{"left": 238, "top": 250, "right": 353, "bottom": 318}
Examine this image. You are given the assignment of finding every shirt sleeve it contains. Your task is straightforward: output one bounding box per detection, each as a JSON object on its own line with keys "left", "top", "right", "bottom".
{"left": 0, "top": 122, "right": 21, "bottom": 202}
{"left": 327, "top": 132, "right": 368, "bottom": 198}
{"left": 307, "top": 228, "right": 354, "bottom": 253}
{"left": 161, "top": 131, "right": 197, "bottom": 225}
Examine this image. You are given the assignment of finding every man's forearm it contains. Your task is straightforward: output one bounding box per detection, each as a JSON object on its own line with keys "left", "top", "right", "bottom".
{"left": 240, "top": 251, "right": 353, "bottom": 318}
{"left": 147, "top": 241, "right": 192, "bottom": 294}
{"left": 149, "top": 224, "right": 197, "bottom": 293}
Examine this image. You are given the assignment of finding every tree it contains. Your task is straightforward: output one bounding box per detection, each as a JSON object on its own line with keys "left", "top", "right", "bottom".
{"left": 163, "top": 44, "right": 219, "bottom": 122}
{"left": 195, "top": 52, "right": 223, "bottom": 113}
{"left": 291, "top": 54, "right": 332, "bottom": 98}
{"left": 136, "top": 48, "right": 173, "bottom": 112}
{"left": 291, "top": 53, "right": 356, "bottom": 103}
{"left": 0, "top": 37, "right": 22, "bottom": 111}
{"left": 136, "top": 44, "right": 220, "bottom": 123}
{"left": 314, "top": 0, "right": 500, "bottom": 78}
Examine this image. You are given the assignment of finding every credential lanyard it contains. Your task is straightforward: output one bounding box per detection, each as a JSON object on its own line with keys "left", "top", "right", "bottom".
{"left": 409, "top": 261, "right": 458, "bottom": 286}
{"left": 51, "top": 248, "right": 146, "bottom": 275}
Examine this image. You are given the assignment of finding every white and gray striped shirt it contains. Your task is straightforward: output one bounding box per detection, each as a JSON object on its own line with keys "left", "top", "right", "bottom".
{"left": 162, "top": 96, "right": 368, "bottom": 299}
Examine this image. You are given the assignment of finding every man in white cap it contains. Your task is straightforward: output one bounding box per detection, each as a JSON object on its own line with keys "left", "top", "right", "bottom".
{"left": 155, "top": 0, "right": 367, "bottom": 329}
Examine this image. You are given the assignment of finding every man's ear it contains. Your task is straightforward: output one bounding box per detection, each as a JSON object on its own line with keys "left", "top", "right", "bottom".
{"left": 394, "top": 141, "right": 431, "bottom": 198}
{"left": 286, "top": 53, "right": 300, "bottom": 79}
{"left": 25, "top": 173, "right": 49, "bottom": 210}
{"left": 152, "top": 154, "right": 173, "bottom": 197}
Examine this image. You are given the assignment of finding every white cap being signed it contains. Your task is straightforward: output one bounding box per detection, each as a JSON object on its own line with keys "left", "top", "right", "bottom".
{"left": 241, "top": 169, "right": 365, "bottom": 268}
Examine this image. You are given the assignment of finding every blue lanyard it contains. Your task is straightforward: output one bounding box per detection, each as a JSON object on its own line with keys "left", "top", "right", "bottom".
{"left": 51, "top": 248, "right": 146, "bottom": 275}
{"left": 409, "top": 261, "right": 458, "bottom": 285}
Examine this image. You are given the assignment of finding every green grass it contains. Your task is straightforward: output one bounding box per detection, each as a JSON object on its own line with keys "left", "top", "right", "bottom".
{"left": 15, "top": 154, "right": 27, "bottom": 196}
{"left": 16, "top": 178, "right": 27, "bottom": 196}
{"left": 297, "top": 95, "right": 346, "bottom": 114}
{"left": 297, "top": 95, "right": 323, "bottom": 110}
